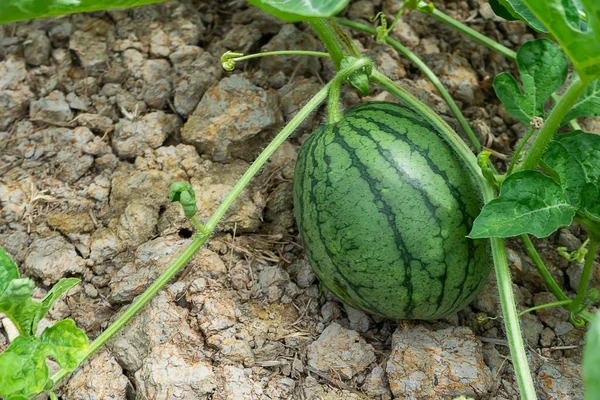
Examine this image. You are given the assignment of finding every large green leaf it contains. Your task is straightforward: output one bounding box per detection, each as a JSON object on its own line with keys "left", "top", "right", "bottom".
{"left": 0, "top": 0, "right": 165, "bottom": 24}
{"left": 493, "top": 39, "right": 568, "bottom": 125}
{"left": 470, "top": 170, "right": 576, "bottom": 238}
{"left": 584, "top": 311, "right": 600, "bottom": 399}
{"left": 0, "top": 320, "right": 88, "bottom": 400}
{"left": 542, "top": 131, "right": 600, "bottom": 209}
{"left": 521, "top": 0, "right": 600, "bottom": 81}
{"left": 0, "top": 248, "right": 19, "bottom": 294}
{"left": 562, "top": 78, "right": 600, "bottom": 125}
{"left": 245, "top": 0, "right": 349, "bottom": 22}
{"left": 498, "top": 0, "right": 547, "bottom": 31}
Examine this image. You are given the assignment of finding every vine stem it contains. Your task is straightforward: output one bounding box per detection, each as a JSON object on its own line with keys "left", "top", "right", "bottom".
{"left": 519, "top": 77, "right": 587, "bottom": 170}
{"left": 233, "top": 50, "right": 330, "bottom": 62}
{"left": 327, "top": 57, "right": 373, "bottom": 123}
{"left": 518, "top": 300, "right": 572, "bottom": 317}
{"left": 336, "top": 18, "right": 482, "bottom": 152}
{"left": 520, "top": 234, "right": 594, "bottom": 322}
{"left": 413, "top": 1, "right": 581, "bottom": 131}
{"left": 569, "top": 239, "right": 600, "bottom": 312}
{"left": 507, "top": 128, "right": 535, "bottom": 175}
{"left": 371, "top": 70, "right": 537, "bottom": 400}
{"left": 49, "top": 59, "right": 383, "bottom": 391}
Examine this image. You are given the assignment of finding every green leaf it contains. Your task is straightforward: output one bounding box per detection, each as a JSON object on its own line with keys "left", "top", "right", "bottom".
{"left": 40, "top": 319, "right": 89, "bottom": 370}
{"left": 494, "top": 38, "right": 568, "bottom": 126}
{"left": 245, "top": 0, "right": 350, "bottom": 22}
{"left": 498, "top": 0, "right": 548, "bottom": 31}
{"left": 0, "top": 278, "right": 37, "bottom": 336}
{"left": 32, "top": 278, "right": 80, "bottom": 334}
{"left": 542, "top": 131, "right": 600, "bottom": 209}
{"left": 562, "top": 78, "right": 600, "bottom": 125}
{"left": 0, "top": 0, "right": 166, "bottom": 24}
{"left": 521, "top": 0, "right": 600, "bottom": 81}
{"left": 584, "top": 311, "right": 600, "bottom": 399}
{"left": 0, "top": 247, "right": 20, "bottom": 294}
{"left": 169, "top": 181, "right": 198, "bottom": 219}
{"left": 0, "top": 320, "right": 88, "bottom": 400}
{"left": 488, "top": 0, "right": 519, "bottom": 21}
{"left": 470, "top": 170, "right": 576, "bottom": 238}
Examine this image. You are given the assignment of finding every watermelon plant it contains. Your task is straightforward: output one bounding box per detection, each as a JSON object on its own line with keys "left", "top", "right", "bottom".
{"left": 1, "top": 0, "right": 600, "bottom": 399}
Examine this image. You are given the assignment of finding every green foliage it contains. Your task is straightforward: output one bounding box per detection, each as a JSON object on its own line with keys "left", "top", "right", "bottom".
{"left": 584, "top": 311, "right": 600, "bottom": 399}
{"left": 542, "top": 131, "right": 600, "bottom": 210}
{"left": 0, "top": 248, "right": 80, "bottom": 337}
{"left": 0, "top": 0, "right": 165, "bottom": 24}
{"left": 470, "top": 171, "right": 576, "bottom": 238}
{"left": 0, "top": 248, "right": 88, "bottom": 400}
{"left": 0, "top": 320, "right": 88, "bottom": 400}
{"left": 245, "top": 0, "right": 349, "bottom": 22}
{"left": 169, "top": 182, "right": 198, "bottom": 219}
{"left": 493, "top": 39, "right": 568, "bottom": 126}
{"left": 492, "top": 0, "right": 548, "bottom": 31}
{"left": 562, "top": 78, "right": 600, "bottom": 124}
{"left": 520, "top": 0, "right": 600, "bottom": 81}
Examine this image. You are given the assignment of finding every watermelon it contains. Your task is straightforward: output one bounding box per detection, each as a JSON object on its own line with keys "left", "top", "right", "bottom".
{"left": 293, "top": 102, "right": 490, "bottom": 320}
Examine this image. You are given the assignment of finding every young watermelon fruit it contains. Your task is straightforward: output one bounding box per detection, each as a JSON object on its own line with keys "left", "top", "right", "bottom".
{"left": 293, "top": 102, "right": 490, "bottom": 320}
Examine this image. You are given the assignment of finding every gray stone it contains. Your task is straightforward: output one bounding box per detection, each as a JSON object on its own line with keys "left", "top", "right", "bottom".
{"left": 143, "top": 79, "right": 172, "bottom": 109}
{"left": 533, "top": 292, "right": 571, "bottom": 327}
{"left": 321, "top": 301, "right": 343, "bottom": 322}
{"left": 112, "top": 112, "right": 180, "bottom": 158}
{"left": 520, "top": 313, "right": 544, "bottom": 347}
{"left": 48, "top": 22, "right": 73, "bottom": 47}
{"left": 149, "top": 27, "right": 171, "bottom": 58}
{"left": 363, "top": 364, "right": 392, "bottom": 400}
{"left": 110, "top": 169, "right": 174, "bottom": 213}
{"left": 116, "top": 203, "right": 159, "bottom": 248}
{"left": 191, "top": 159, "right": 266, "bottom": 232}
{"left": 70, "top": 29, "right": 109, "bottom": 75}
{"left": 259, "top": 24, "right": 321, "bottom": 75}
{"left": 77, "top": 114, "right": 113, "bottom": 134}
{"left": 0, "top": 231, "right": 31, "bottom": 264}
{"left": 121, "top": 49, "right": 145, "bottom": 78}
{"left": 30, "top": 90, "right": 73, "bottom": 123}
{"left": 258, "top": 266, "right": 290, "bottom": 303}
{"left": 0, "top": 56, "right": 28, "bottom": 91}
{"left": 557, "top": 229, "right": 582, "bottom": 252}
{"left": 108, "top": 236, "right": 190, "bottom": 303}
{"left": 61, "top": 350, "right": 128, "bottom": 400}
{"left": 24, "top": 235, "right": 86, "bottom": 286}
{"left": 307, "top": 323, "right": 376, "bottom": 379}
{"left": 344, "top": 304, "right": 370, "bottom": 333}
{"left": 134, "top": 344, "right": 216, "bottom": 400}
{"left": 348, "top": 0, "right": 375, "bottom": 20}
{"left": 66, "top": 92, "right": 88, "bottom": 111}
{"left": 536, "top": 360, "right": 583, "bottom": 399}
{"left": 24, "top": 30, "right": 51, "bottom": 66}
{"left": 193, "top": 290, "right": 241, "bottom": 336}
{"left": 222, "top": 366, "right": 254, "bottom": 399}
{"left": 264, "top": 377, "right": 295, "bottom": 398}
{"left": 181, "top": 75, "right": 282, "bottom": 162}
{"left": 173, "top": 52, "right": 222, "bottom": 117}
{"left": 429, "top": 53, "right": 480, "bottom": 105}
{"left": 387, "top": 325, "right": 492, "bottom": 399}
{"left": 0, "top": 90, "right": 29, "bottom": 130}
{"left": 295, "top": 258, "right": 315, "bottom": 288}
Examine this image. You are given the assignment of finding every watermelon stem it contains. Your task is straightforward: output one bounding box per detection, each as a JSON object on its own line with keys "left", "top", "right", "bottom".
{"left": 327, "top": 57, "right": 373, "bottom": 124}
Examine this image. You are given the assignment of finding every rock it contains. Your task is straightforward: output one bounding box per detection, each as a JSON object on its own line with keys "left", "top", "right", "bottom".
{"left": 277, "top": 78, "right": 322, "bottom": 137}
{"left": 321, "top": 301, "right": 343, "bottom": 322}
{"left": 49, "top": 22, "right": 73, "bottom": 47}
{"left": 473, "top": 272, "right": 525, "bottom": 316}
{"left": 348, "top": 0, "right": 375, "bottom": 20}
{"left": 60, "top": 350, "right": 129, "bottom": 400}
{"left": 363, "top": 364, "right": 392, "bottom": 400}
{"left": 428, "top": 53, "right": 480, "bottom": 105}
{"left": 387, "top": 325, "right": 492, "bottom": 399}
{"left": 149, "top": 27, "right": 171, "bottom": 58}
{"left": 112, "top": 112, "right": 180, "bottom": 158}
{"left": 66, "top": 92, "right": 88, "bottom": 111}
{"left": 135, "top": 344, "right": 216, "bottom": 399}
{"left": 24, "top": 235, "right": 86, "bottom": 286}
{"left": 30, "top": 90, "right": 73, "bottom": 123}
{"left": 520, "top": 313, "right": 543, "bottom": 347}
{"left": 536, "top": 360, "right": 583, "bottom": 399}
{"left": 0, "top": 231, "right": 32, "bottom": 264}
{"left": 107, "top": 290, "right": 200, "bottom": 371}
{"left": 222, "top": 366, "right": 254, "bottom": 399}
{"left": 142, "top": 59, "right": 172, "bottom": 109}
{"left": 258, "top": 266, "right": 290, "bottom": 303}
{"left": 344, "top": 305, "right": 370, "bottom": 333}
{"left": 108, "top": 236, "right": 189, "bottom": 303}
{"left": 110, "top": 169, "right": 174, "bottom": 214}
{"left": 302, "top": 376, "right": 325, "bottom": 399}
{"left": 89, "top": 227, "right": 123, "bottom": 265}
{"left": 0, "top": 56, "right": 28, "bottom": 91}
{"left": 173, "top": 52, "right": 222, "bottom": 117}
{"left": 15, "top": 127, "right": 97, "bottom": 183}
{"left": 264, "top": 377, "right": 295, "bottom": 399}
{"left": 193, "top": 290, "right": 241, "bottom": 336}
{"left": 47, "top": 212, "right": 95, "bottom": 235}
{"left": 294, "top": 258, "right": 315, "bottom": 288}
{"left": 392, "top": 20, "right": 420, "bottom": 48}
{"left": 77, "top": 114, "right": 113, "bottom": 134}
{"left": 116, "top": 203, "right": 159, "bottom": 248}
{"left": 377, "top": 50, "right": 407, "bottom": 81}
{"left": 533, "top": 292, "right": 570, "bottom": 327}
{"left": 307, "top": 323, "right": 376, "bottom": 379}
{"left": 0, "top": 90, "right": 29, "bottom": 130}
{"left": 181, "top": 75, "right": 282, "bottom": 163}
{"left": 191, "top": 159, "right": 266, "bottom": 232}
{"left": 557, "top": 229, "right": 582, "bottom": 252}
{"left": 259, "top": 25, "right": 322, "bottom": 75}
{"left": 70, "top": 28, "right": 109, "bottom": 75}
{"left": 24, "top": 30, "right": 51, "bottom": 66}
{"left": 121, "top": 49, "right": 145, "bottom": 78}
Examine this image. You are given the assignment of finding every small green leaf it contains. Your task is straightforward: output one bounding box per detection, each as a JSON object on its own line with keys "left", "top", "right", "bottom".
{"left": 521, "top": 0, "right": 600, "bottom": 81}
{"left": 470, "top": 170, "right": 576, "bottom": 238}
{"left": 498, "top": 0, "right": 548, "bottom": 31}
{"left": 494, "top": 38, "right": 568, "bottom": 126}
{"left": 245, "top": 0, "right": 350, "bottom": 22}
{"left": 562, "top": 78, "right": 600, "bottom": 125}
{"left": 0, "top": 278, "right": 37, "bottom": 336}
{"left": 542, "top": 131, "right": 600, "bottom": 209}
{"left": 0, "top": 247, "right": 20, "bottom": 294}
{"left": 32, "top": 278, "right": 80, "bottom": 334}
{"left": 584, "top": 311, "right": 600, "bottom": 399}
{"left": 169, "top": 181, "right": 198, "bottom": 219}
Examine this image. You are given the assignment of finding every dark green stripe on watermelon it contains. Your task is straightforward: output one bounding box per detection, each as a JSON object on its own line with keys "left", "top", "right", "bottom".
{"left": 293, "top": 102, "right": 490, "bottom": 320}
